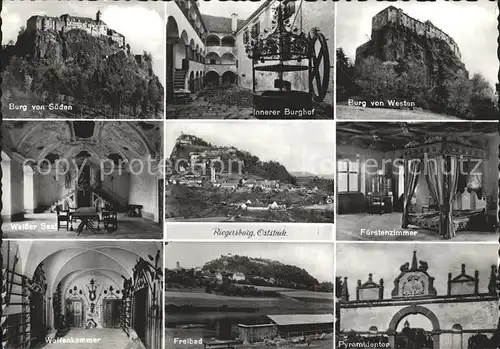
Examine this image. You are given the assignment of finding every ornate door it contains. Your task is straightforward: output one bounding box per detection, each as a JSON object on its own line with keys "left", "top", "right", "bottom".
{"left": 68, "top": 300, "right": 83, "bottom": 327}
{"left": 103, "top": 299, "right": 121, "bottom": 328}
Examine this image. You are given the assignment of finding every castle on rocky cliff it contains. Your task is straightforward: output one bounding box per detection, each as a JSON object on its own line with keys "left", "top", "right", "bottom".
{"left": 358, "top": 6, "right": 461, "bottom": 60}
{"left": 26, "top": 10, "right": 125, "bottom": 48}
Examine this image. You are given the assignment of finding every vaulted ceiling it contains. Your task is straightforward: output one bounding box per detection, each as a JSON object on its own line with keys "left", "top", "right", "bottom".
{"left": 337, "top": 122, "right": 498, "bottom": 152}
{"left": 2, "top": 121, "right": 163, "bottom": 165}
{"left": 12, "top": 240, "right": 162, "bottom": 293}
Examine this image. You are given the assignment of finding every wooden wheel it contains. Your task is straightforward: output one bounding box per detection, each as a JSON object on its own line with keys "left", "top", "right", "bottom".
{"left": 309, "top": 32, "right": 330, "bottom": 102}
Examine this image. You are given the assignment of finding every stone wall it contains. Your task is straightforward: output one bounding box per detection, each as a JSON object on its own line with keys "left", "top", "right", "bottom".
{"left": 60, "top": 273, "right": 123, "bottom": 328}
{"left": 371, "top": 7, "right": 460, "bottom": 59}
{"left": 340, "top": 299, "right": 497, "bottom": 348}
{"left": 128, "top": 168, "right": 159, "bottom": 222}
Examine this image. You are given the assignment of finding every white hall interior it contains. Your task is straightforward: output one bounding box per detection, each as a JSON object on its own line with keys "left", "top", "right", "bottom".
{"left": 2, "top": 240, "right": 163, "bottom": 349}
{"left": 1, "top": 121, "right": 163, "bottom": 239}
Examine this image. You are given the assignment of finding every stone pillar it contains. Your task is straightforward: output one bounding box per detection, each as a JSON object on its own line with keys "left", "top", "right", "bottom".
{"left": 432, "top": 331, "right": 440, "bottom": 349}
{"left": 4, "top": 155, "right": 25, "bottom": 222}
{"left": 387, "top": 331, "right": 395, "bottom": 348}
{"left": 216, "top": 319, "right": 221, "bottom": 338}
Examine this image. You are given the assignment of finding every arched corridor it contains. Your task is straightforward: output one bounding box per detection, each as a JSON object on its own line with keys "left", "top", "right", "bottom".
{"left": 1, "top": 121, "right": 164, "bottom": 239}
{"left": 221, "top": 71, "right": 236, "bottom": 86}
{"left": 2, "top": 240, "right": 163, "bottom": 349}
{"left": 204, "top": 71, "right": 220, "bottom": 87}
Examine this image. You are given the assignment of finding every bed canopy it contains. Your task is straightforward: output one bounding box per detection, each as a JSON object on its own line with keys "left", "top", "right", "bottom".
{"left": 399, "top": 137, "right": 489, "bottom": 239}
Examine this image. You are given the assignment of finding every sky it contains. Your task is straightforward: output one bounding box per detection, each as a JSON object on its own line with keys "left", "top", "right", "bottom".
{"left": 3, "top": 1, "right": 165, "bottom": 85}
{"left": 336, "top": 1, "right": 499, "bottom": 87}
{"left": 337, "top": 243, "right": 498, "bottom": 329}
{"left": 166, "top": 122, "right": 335, "bottom": 176}
{"left": 166, "top": 242, "right": 334, "bottom": 282}
{"left": 198, "top": 1, "right": 263, "bottom": 21}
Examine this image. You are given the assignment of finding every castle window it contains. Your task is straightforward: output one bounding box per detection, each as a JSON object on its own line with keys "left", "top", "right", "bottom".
{"left": 337, "top": 159, "right": 359, "bottom": 192}
{"left": 251, "top": 22, "right": 260, "bottom": 39}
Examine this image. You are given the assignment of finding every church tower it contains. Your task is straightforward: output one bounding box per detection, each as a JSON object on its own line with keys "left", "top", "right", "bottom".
{"left": 96, "top": 10, "right": 102, "bottom": 22}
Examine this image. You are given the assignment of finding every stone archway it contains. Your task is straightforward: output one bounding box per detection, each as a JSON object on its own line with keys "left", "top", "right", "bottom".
{"left": 205, "top": 71, "right": 220, "bottom": 87}
{"left": 221, "top": 71, "right": 236, "bottom": 86}
{"left": 387, "top": 305, "right": 440, "bottom": 349}
{"left": 166, "top": 16, "right": 179, "bottom": 102}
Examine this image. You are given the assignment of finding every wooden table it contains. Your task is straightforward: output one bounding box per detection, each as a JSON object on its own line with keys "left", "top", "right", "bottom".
{"left": 70, "top": 207, "right": 100, "bottom": 235}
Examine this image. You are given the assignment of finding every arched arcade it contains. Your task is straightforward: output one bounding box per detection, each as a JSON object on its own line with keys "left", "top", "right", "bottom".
{"left": 1, "top": 240, "right": 163, "bottom": 349}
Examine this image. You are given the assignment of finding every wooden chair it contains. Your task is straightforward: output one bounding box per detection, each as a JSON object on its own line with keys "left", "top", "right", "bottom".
{"left": 421, "top": 197, "right": 438, "bottom": 213}
{"left": 367, "top": 195, "right": 384, "bottom": 215}
{"left": 103, "top": 211, "right": 118, "bottom": 232}
{"left": 56, "top": 206, "right": 70, "bottom": 231}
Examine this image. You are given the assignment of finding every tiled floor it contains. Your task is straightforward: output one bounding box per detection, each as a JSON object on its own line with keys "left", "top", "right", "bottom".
{"left": 3, "top": 213, "right": 163, "bottom": 239}
{"left": 336, "top": 212, "right": 497, "bottom": 241}
{"left": 39, "top": 328, "right": 142, "bottom": 349}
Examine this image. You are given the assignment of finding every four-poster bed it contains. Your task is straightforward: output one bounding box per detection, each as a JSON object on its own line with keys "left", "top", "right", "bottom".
{"left": 400, "top": 138, "right": 490, "bottom": 239}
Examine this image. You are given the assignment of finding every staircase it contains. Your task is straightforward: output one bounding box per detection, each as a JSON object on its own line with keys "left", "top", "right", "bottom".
{"left": 174, "top": 69, "right": 187, "bottom": 90}
{"left": 48, "top": 191, "right": 77, "bottom": 212}
{"left": 92, "top": 188, "right": 128, "bottom": 212}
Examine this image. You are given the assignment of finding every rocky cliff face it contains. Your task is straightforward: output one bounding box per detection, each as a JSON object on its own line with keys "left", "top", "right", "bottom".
{"left": 2, "top": 27, "right": 162, "bottom": 118}
{"left": 356, "top": 23, "right": 468, "bottom": 82}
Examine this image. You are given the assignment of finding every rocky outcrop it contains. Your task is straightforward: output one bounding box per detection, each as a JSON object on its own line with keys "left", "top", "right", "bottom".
{"left": 356, "top": 23, "right": 468, "bottom": 83}
{"left": 169, "top": 134, "right": 297, "bottom": 185}
{"left": 2, "top": 26, "right": 163, "bottom": 118}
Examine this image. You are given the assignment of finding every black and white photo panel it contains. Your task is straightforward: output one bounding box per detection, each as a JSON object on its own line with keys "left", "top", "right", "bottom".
{"left": 336, "top": 122, "right": 499, "bottom": 242}
{"left": 1, "top": 240, "right": 164, "bottom": 348}
{"left": 1, "top": 120, "right": 164, "bottom": 239}
{"left": 2, "top": 1, "right": 165, "bottom": 119}
{"left": 165, "top": 242, "right": 334, "bottom": 349}
{"left": 165, "top": 121, "right": 334, "bottom": 227}
{"left": 166, "top": 0, "right": 334, "bottom": 119}
{"left": 336, "top": 243, "right": 500, "bottom": 349}
{"left": 335, "top": 2, "right": 499, "bottom": 121}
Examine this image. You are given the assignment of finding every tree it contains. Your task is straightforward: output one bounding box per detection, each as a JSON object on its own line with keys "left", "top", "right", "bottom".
{"left": 429, "top": 59, "right": 449, "bottom": 113}
{"left": 336, "top": 48, "right": 356, "bottom": 101}
{"left": 354, "top": 57, "right": 397, "bottom": 101}
{"left": 470, "top": 73, "right": 497, "bottom": 119}
{"left": 148, "top": 79, "right": 160, "bottom": 110}
{"left": 471, "top": 73, "right": 495, "bottom": 100}
{"left": 445, "top": 72, "right": 472, "bottom": 118}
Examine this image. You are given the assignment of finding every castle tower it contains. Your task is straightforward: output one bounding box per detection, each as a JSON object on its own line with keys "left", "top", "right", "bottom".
{"left": 231, "top": 13, "right": 239, "bottom": 33}
{"left": 410, "top": 250, "right": 418, "bottom": 271}
{"left": 340, "top": 277, "right": 349, "bottom": 301}
{"left": 96, "top": 10, "right": 102, "bottom": 22}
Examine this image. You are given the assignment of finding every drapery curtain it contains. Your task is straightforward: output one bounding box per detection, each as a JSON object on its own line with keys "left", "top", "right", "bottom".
{"left": 401, "top": 159, "right": 421, "bottom": 228}
{"left": 424, "top": 155, "right": 445, "bottom": 233}
{"left": 425, "top": 155, "right": 459, "bottom": 239}
{"left": 445, "top": 156, "right": 459, "bottom": 239}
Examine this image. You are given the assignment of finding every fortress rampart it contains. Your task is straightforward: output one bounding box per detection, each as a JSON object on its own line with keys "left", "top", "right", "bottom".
{"left": 371, "top": 6, "right": 461, "bottom": 59}
{"left": 26, "top": 11, "right": 125, "bottom": 48}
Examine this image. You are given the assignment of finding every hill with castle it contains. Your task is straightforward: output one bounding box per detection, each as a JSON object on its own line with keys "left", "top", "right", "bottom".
{"left": 1, "top": 11, "right": 164, "bottom": 118}
{"left": 169, "top": 133, "right": 298, "bottom": 185}
{"left": 336, "top": 6, "right": 498, "bottom": 120}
